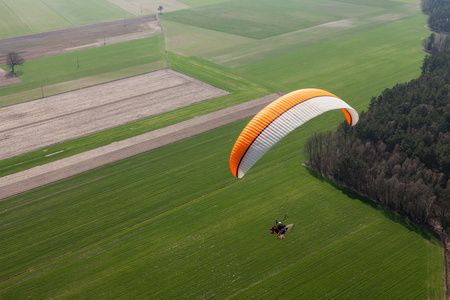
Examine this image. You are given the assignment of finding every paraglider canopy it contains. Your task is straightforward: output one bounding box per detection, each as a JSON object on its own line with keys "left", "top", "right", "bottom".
{"left": 230, "top": 88, "right": 359, "bottom": 178}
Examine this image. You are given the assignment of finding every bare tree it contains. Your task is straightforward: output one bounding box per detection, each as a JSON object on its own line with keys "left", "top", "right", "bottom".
{"left": 6, "top": 52, "right": 24, "bottom": 76}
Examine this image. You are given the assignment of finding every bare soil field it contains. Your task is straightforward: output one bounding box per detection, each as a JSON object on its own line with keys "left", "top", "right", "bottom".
{"left": 0, "top": 93, "right": 282, "bottom": 200}
{"left": 0, "top": 15, "right": 162, "bottom": 62}
{"left": 0, "top": 69, "right": 229, "bottom": 160}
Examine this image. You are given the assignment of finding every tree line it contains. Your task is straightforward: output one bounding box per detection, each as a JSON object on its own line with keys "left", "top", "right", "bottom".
{"left": 422, "top": 0, "right": 450, "bottom": 52}
{"left": 303, "top": 51, "right": 450, "bottom": 234}
{"left": 422, "top": 0, "right": 450, "bottom": 32}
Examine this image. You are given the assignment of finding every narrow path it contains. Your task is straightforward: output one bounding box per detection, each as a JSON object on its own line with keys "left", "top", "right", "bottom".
{"left": 0, "top": 93, "right": 282, "bottom": 200}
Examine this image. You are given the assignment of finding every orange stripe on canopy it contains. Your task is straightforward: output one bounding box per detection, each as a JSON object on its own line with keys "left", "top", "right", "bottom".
{"left": 341, "top": 108, "right": 352, "bottom": 125}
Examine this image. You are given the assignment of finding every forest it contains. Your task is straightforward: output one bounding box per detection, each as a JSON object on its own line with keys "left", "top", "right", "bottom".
{"left": 422, "top": 0, "right": 450, "bottom": 32}
{"left": 422, "top": 0, "right": 450, "bottom": 52}
{"left": 303, "top": 51, "right": 450, "bottom": 234}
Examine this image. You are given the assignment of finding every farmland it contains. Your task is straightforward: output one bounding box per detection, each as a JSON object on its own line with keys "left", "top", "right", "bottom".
{"left": 0, "top": 15, "right": 162, "bottom": 62}
{"left": 0, "top": 69, "right": 228, "bottom": 160}
{"left": 108, "top": 0, "right": 190, "bottom": 15}
{"left": 0, "top": 0, "right": 445, "bottom": 298}
{"left": 0, "top": 35, "right": 167, "bottom": 103}
{"left": 0, "top": 0, "right": 134, "bottom": 38}
{"left": 0, "top": 121, "right": 444, "bottom": 298}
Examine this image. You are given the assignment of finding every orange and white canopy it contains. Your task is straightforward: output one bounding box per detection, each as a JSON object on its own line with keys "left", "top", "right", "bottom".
{"left": 229, "top": 88, "right": 359, "bottom": 178}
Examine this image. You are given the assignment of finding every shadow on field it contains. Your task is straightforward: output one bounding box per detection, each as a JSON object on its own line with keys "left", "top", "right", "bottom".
{"left": 304, "top": 166, "right": 439, "bottom": 242}
{"left": 5, "top": 71, "right": 22, "bottom": 78}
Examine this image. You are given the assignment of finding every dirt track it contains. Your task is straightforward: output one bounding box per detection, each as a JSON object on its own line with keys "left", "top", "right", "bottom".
{"left": 0, "top": 69, "right": 229, "bottom": 160}
{"left": 0, "top": 15, "right": 161, "bottom": 62}
{"left": 0, "top": 93, "right": 282, "bottom": 200}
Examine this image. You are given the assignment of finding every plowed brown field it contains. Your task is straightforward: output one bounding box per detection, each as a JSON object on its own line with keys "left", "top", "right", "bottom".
{"left": 0, "top": 69, "right": 229, "bottom": 160}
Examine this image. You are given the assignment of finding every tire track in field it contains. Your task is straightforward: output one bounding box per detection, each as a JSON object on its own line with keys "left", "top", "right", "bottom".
{"left": 2, "top": 0, "right": 33, "bottom": 33}
{"left": 225, "top": 223, "right": 373, "bottom": 299}
{"left": 0, "top": 178, "right": 238, "bottom": 284}
{"left": 0, "top": 141, "right": 301, "bottom": 284}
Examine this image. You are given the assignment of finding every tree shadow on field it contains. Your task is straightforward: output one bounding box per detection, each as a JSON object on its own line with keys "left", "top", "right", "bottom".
{"left": 304, "top": 165, "right": 439, "bottom": 242}
{"left": 5, "top": 71, "right": 22, "bottom": 78}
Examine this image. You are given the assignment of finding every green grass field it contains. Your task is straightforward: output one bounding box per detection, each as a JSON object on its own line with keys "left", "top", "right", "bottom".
{"left": 0, "top": 119, "right": 444, "bottom": 298}
{"left": 236, "top": 16, "right": 429, "bottom": 111}
{"left": 0, "top": 0, "right": 445, "bottom": 298}
{"left": 164, "top": 0, "right": 408, "bottom": 40}
{"left": 0, "top": 35, "right": 167, "bottom": 100}
{"left": 40, "top": 0, "right": 133, "bottom": 26}
{"left": 0, "top": 1, "right": 31, "bottom": 37}
{"left": 0, "top": 0, "right": 133, "bottom": 38}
